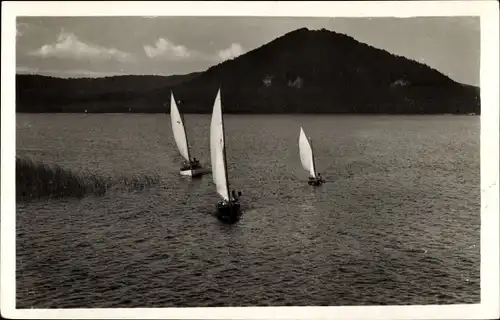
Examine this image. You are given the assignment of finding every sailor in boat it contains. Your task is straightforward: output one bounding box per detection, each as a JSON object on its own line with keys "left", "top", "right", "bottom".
{"left": 217, "top": 190, "right": 241, "bottom": 210}
{"left": 231, "top": 190, "right": 242, "bottom": 202}
{"left": 192, "top": 157, "right": 201, "bottom": 169}
{"left": 308, "top": 173, "right": 325, "bottom": 185}
{"left": 181, "top": 158, "right": 202, "bottom": 171}
{"left": 318, "top": 173, "right": 325, "bottom": 183}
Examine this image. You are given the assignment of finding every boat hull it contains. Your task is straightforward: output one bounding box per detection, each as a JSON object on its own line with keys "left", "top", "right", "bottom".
{"left": 180, "top": 168, "right": 211, "bottom": 177}
{"left": 215, "top": 200, "right": 242, "bottom": 223}
{"left": 308, "top": 178, "right": 325, "bottom": 186}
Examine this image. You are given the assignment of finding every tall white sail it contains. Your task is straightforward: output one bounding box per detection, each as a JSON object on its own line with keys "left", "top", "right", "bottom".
{"left": 299, "top": 127, "right": 317, "bottom": 178}
{"left": 170, "top": 92, "right": 190, "bottom": 162}
{"left": 210, "top": 89, "right": 230, "bottom": 201}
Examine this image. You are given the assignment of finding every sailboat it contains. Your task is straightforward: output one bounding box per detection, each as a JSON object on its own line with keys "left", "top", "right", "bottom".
{"left": 170, "top": 91, "right": 210, "bottom": 177}
{"left": 299, "top": 127, "right": 325, "bottom": 186}
{"left": 210, "top": 88, "right": 242, "bottom": 223}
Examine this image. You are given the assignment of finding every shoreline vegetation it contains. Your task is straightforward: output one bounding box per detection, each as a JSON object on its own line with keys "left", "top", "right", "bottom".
{"left": 16, "top": 157, "right": 161, "bottom": 202}
{"left": 16, "top": 28, "right": 480, "bottom": 115}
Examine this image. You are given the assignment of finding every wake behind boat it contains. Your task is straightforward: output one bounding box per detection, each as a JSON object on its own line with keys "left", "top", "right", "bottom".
{"left": 299, "top": 127, "right": 325, "bottom": 186}
{"left": 170, "top": 91, "right": 211, "bottom": 178}
{"left": 209, "top": 88, "right": 242, "bottom": 223}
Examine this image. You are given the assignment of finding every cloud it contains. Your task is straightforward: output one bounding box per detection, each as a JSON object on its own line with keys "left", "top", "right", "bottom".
{"left": 217, "top": 43, "right": 245, "bottom": 61}
{"left": 30, "top": 31, "right": 134, "bottom": 63}
{"left": 143, "top": 38, "right": 245, "bottom": 62}
{"left": 143, "top": 38, "right": 193, "bottom": 60}
{"left": 16, "top": 22, "right": 30, "bottom": 37}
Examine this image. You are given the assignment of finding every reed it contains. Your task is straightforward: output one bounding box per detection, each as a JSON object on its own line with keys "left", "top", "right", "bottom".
{"left": 16, "top": 157, "right": 161, "bottom": 202}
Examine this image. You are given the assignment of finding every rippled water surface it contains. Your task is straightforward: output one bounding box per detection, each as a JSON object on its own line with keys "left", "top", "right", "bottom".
{"left": 16, "top": 114, "right": 480, "bottom": 308}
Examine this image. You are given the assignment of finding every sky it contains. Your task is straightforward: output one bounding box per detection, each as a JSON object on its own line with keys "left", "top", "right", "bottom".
{"left": 16, "top": 16, "right": 480, "bottom": 86}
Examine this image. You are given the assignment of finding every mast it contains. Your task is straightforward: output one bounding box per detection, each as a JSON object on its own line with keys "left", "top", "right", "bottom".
{"left": 180, "top": 109, "right": 192, "bottom": 163}
{"left": 172, "top": 91, "right": 192, "bottom": 162}
{"left": 219, "top": 87, "right": 231, "bottom": 198}
{"left": 309, "top": 136, "right": 317, "bottom": 177}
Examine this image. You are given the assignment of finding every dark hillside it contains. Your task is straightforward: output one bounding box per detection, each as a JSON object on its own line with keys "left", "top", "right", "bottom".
{"left": 16, "top": 73, "right": 201, "bottom": 113}
{"left": 170, "top": 28, "right": 479, "bottom": 114}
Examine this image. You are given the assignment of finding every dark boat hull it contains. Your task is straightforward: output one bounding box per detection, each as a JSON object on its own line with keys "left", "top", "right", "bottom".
{"left": 308, "top": 178, "right": 325, "bottom": 186}
{"left": 216, "top": 201, "right": 241, "bottom": 223}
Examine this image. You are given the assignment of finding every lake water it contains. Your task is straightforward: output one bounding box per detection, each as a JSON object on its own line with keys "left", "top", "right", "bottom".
{"left": 15, "top": 113, "right": 480, "bottom": 308}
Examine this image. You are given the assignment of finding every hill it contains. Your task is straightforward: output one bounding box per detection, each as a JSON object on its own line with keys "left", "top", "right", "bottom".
{"left": 16, "top": 28, "right": 480, "bottom": 114}
{"left": 16, "top": 73, "right": 201, "bottom": 113}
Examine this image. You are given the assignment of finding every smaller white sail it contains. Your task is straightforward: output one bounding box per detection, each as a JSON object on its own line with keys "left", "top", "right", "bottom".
{"left": 210, "top": 89, "right": 230, "bottom": 201}
{"left": 170, "top": 92, "right": 190, "bottom": 162}
{"left": 299, "top": 127, "right": 317, "bottom": 178}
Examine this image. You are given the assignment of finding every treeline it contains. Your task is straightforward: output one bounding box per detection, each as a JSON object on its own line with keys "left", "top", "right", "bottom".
{"left": 16, "top": 28, "right": 480, "bottom": 114}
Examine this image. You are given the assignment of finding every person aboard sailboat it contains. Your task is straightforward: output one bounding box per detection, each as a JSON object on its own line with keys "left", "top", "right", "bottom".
{"left": 317, "top": 173, "right": 325, "bottom": 183}
{"left": 308, "top": 172, "right": 325, "bottom": 186}
{"left": 181, "top": 157, "right": 202, "bottom": 171}
{"left": 192, "top": 157, "right": 201, "bottom": 169}
{"left": 231, "top": 190, "right": 242, "bottom": 202}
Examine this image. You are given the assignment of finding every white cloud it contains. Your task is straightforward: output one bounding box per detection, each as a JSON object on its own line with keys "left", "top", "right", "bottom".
{"left": 217, "top": 43, "right": 245, "bottom": 61}
{"left": 143, "top": 38, "right": 245, "bottom": 62}
{"left": 30, "top": 32, "right": 134, "bottom": 63}
{"left": 143, "top": 38, "right": 193, "bottom": 60}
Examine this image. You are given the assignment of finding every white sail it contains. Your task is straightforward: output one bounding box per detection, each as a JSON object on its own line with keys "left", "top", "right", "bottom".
{"left": 210, "top": 89, "right": 230, "bottom": 201}
{"left": 170, "top": 92, "right": 190, "bottom": 162}
{"left": 299, "top": 127, "right": 317, "bottom": 178}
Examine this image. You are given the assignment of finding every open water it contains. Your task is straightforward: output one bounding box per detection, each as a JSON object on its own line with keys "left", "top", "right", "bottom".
{"left": 16, "top": 113, "right": 480, "bottom": 308}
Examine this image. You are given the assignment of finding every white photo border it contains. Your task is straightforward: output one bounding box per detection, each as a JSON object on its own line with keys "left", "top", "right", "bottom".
{"left": 2, "top": 1, "right": 498, "bottom": 319}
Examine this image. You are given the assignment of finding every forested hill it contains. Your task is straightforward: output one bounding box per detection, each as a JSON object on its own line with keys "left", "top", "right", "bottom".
{"left": 16, "top": 73, "right": 201, "bottom": 113}
{"left": 16, "top": 27, "right": 480, "bottom": 114}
